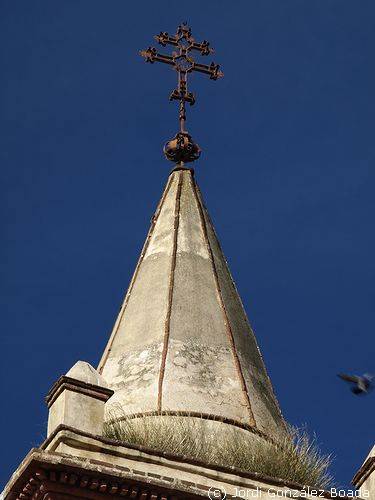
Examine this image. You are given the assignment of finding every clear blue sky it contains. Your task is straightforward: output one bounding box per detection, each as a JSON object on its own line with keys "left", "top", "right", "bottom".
{"left": 1, "top": 0, "right": 374, "bottom": 490}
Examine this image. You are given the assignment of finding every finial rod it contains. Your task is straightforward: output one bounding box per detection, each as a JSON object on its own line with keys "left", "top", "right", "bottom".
{"left": 140, "top": 23, "right": 223, "bottom": 164}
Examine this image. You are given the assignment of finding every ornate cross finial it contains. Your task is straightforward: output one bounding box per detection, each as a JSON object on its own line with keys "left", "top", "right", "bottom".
{"left": 140, "top": 23, "right": 223, "bottom": 164}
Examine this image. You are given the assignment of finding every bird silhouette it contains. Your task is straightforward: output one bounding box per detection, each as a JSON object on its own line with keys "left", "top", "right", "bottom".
{"left": 337, "top": 373, "right": 374, "bottom": 395}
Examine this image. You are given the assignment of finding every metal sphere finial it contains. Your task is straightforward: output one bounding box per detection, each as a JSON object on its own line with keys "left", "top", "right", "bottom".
{"left": 163, "top": 132, "right": 201, "bottom": 163}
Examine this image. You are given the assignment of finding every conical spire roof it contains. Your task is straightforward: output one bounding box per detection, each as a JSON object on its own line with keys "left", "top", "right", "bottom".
{"left": 98, "top": 168, "right": 285, "bottom": 440}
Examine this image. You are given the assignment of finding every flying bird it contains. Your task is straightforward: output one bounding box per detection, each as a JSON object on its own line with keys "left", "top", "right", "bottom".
{"left": 337, "top": 373, "right": 374, "bottom": 395}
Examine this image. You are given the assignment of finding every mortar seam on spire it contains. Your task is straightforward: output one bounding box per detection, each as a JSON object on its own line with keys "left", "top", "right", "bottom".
{"left": 189, "top": 174, "right": 256, "bottom": 428}
{"left": 97, "top": 174, "right": 174, "bottom": 373}
{"left": 157, "top": 170, "right": 183, "bottom": 412}
{"left": 195, "top": 184, "right": 287, "bottom": 429}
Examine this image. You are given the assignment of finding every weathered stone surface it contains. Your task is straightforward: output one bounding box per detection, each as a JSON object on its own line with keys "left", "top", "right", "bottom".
{"left": 66, "top": 361, "right": 109, "bottom": 388}
{"left": 48, "top": 391, "right": 105, "bottom": 436}
{"left": 98, "top": 169, "right": 285, "bottom": 440}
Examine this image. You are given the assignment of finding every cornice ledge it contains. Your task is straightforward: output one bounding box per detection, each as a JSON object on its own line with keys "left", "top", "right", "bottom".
{"left": 45, "top": 376, "right": 114, "bottom": 408}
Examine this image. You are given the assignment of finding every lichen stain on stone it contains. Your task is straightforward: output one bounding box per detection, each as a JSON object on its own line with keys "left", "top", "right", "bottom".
{"left": 111, "top": 342, "right": 162, "bottom": 391}
{"left": 169, "top": 339, "right": 236, "bottom": 392}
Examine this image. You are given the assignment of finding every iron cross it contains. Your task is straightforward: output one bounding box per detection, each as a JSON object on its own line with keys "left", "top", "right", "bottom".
{"left": 140, "top": 23, "right": 223, "bottom": 164}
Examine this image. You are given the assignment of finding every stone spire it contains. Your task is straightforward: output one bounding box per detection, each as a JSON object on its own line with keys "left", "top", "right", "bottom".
{"left": 98, "top": 167, "right": 285, "bottom": 441}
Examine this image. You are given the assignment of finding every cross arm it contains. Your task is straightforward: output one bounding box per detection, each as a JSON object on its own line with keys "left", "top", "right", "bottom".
{"left": 140, "top": 47, "right": 175, "bottom": 66}
{"left": 154, "top": 32, "right": 179, "bottom": 48}
{"left": 190, "top": 40, "right": 213, "bottom": 56}
{"left": 192, "top": 61, "right": 224, "bottom": 80}
{"left": 154, "top": 32, "right": 213, "bottom": 56}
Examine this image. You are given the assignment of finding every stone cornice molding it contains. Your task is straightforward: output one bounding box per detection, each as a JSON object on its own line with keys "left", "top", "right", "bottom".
{"left": 3, "top": 449, "right": 203, "bottom": 500}
{"left": 45, "top": 376, "right": 114, "bottom": 408}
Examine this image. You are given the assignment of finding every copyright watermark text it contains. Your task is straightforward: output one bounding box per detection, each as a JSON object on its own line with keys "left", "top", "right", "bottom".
{"left": 208, "top": 486, "right": 370, "bottom": 498}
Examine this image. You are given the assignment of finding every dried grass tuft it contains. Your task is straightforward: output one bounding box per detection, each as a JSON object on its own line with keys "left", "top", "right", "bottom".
{"left": 103, "top": 412, "right": 333, "bottom": 489}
